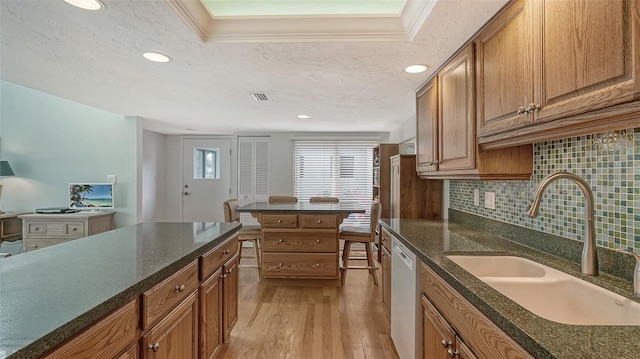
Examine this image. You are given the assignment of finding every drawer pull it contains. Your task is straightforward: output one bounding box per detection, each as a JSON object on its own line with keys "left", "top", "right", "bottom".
{"left": 223, "top": 249, "right": 230, "bottom": 255}
{"left": 316, "top": 220, "right": 322, "bottom": 224}
{"left": 316, "top": 239, "right": 321, "bottom": 243}
{"left": 148, "top": 343, "right": 160, "bottom": 352}
{"left": 277, "top": 219, "right": 282, "bottom": 223}
{"left": 316, "top": 263, "right": 320, "bottom": 267}
{"left": 227, "top": 268, "right": 233, "bottom": 274}
{"left": 175, "top": 284, "right": 185, "bottom": 293}
{"left": 278, "top": 262, "right": 283, "bottom": 266}
{"left": 278, "top": 239, "right": 283, "bottom": 243}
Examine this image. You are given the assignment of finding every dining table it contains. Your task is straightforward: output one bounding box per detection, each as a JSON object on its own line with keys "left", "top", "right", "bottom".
{"left": 238, "top": 201, "right": 365, "bottom": 286}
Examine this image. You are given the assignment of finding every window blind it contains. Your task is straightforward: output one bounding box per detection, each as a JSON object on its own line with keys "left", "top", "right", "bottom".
{"left": 293, "top": 140, "right": 376, "bottom": 227}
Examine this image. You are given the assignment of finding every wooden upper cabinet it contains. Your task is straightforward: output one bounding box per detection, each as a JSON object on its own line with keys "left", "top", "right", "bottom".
{"left": 535, "top": 0, "right": 639, "bottom": 121}
{"left": 438, "top": 44, "right": 476, "bottom": 172}
{"left": 416, "top": 77, "right": 438, "bottom": 173}
{"left": 478, "top": 0, "right": 640, "bottom": 148}
{"left": 476, "top": 0, "right": 533, "bottom": 136}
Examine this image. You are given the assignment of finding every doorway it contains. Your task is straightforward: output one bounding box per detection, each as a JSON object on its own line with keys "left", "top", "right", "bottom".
{"left": 182, "top": 138, "right": 231, "bottom": 222}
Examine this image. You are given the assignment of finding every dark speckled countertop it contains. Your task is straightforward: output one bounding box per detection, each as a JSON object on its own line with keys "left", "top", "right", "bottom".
{"left": 0, "top": 222, "right": 240, "bottom": 359}
{"left": 380, "top": 216, "right": 640, "bottom": 359}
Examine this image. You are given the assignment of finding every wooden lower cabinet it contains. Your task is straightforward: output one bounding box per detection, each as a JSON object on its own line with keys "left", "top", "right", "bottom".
{"left": 222, "top": 253, "right": 239, "bottom": 342}
{"left": 381, "top": 245, "right": 391, "bottom": 318}
{"left": 200, "top": 268, "right": 223, "bottom": 359}
{"left": 43, "top": 300, "right": 137, "bottom": 359}
{"left": 117, "top": 345, "right": 138, "bottom": 359}
{"left": 141, "top": 291, "right": 198, "bottom": 359}
{"left": 420, "top": 262, "right": 533, "bottom": 359}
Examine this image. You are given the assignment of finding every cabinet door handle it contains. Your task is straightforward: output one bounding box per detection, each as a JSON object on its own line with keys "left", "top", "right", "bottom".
{"left": 175, "top": 284, "right": 185, "bottom": 293}
{"left": 227, "top": 268, "right": 233, "bottom": 274}
{"left": 441, "top": 339, "right": 451, "bottom": 348}
{"left": 525, "top": 103, "right": 540, "bottom": 113}
{"left": 447, "top": 348, "right": 459, "bottom": 358}
{"left": 517, "top": 106, "right": 527, "bottom": 115}
{"left": 148, "top": 343, "right": 160, "bottom": 352}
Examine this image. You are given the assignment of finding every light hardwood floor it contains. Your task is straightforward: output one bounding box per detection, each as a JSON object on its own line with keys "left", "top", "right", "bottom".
{"left": 219, "top": 248, "right": 399, "bottom": 359}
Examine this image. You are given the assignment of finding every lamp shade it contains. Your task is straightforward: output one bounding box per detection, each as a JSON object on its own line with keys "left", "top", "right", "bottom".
{"left": 0, "top": 161, "right": 15, "bottom": 176}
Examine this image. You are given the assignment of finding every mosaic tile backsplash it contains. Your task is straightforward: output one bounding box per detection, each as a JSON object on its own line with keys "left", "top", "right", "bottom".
{"left": 450, "top": 128, "right": 640, "bottom": 254}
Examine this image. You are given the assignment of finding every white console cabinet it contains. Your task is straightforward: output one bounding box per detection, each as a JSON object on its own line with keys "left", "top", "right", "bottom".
{"left": 19, "top": 212, "right": 115, "bottom": 252}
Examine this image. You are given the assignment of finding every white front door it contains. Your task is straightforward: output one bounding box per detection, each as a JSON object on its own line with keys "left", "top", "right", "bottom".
{"left": 182, "top": 138, "right": 231, "bottom": 222}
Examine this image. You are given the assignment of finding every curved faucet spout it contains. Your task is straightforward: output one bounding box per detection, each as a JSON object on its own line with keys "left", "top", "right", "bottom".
{"left": 527, "top": 171, "right": 598, "bottom": 276}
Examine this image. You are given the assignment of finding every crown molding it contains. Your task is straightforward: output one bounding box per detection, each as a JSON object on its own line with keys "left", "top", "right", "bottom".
{"left": 167, "top": 0, "right": 432, "bottom": 43}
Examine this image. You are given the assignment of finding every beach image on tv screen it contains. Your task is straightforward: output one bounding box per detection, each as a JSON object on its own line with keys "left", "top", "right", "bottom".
{"left": 70, "top": 184, "right": 113, "bottom": 208}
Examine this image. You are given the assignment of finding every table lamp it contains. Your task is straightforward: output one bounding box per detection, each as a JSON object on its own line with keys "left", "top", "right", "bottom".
{"left": 0, "top": 161, "right": 15, "bottom": 214}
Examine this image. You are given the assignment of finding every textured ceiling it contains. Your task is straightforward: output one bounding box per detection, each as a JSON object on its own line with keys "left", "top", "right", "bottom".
{"left": 0, "top": 0, "right": 508, "bottom": 135}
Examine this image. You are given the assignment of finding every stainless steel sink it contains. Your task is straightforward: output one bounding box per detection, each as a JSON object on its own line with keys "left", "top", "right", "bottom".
{"left": 447, "top": 255, "right": 640, "bottom": 326}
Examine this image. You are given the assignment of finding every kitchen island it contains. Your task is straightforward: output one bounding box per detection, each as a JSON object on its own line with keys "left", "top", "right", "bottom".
{"left": 381, "top": 211, "right": 640, "bottom": 359}
{"left": 0, "top": 221, "right": 241, "bottom": 359}
{"left": 238, "top": 201, "right": 364, "bottom": 285}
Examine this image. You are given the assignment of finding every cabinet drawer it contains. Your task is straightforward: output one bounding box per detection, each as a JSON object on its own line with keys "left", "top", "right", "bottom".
{"left": 262, "top": 253, "right": 337, "bottom": 278}
{"left": 380, "top": 228, "right": 392, "bottom": 253}
{"left": 300, "top": 215, "right": 338, "bottom": 229}
{"left": 142, "top": 260, "right": 199, "bottom": 329}
{"left": 262, "top": 230, "right": 337, "bottom": 253}
{"left": 24, "top": 238, "right": 71, "bottom": 252}
{"left": 27, "top": 222, "right": 84, "bottom": 238}
{"left": 260, "top": 214, "right": 298, "bottom": 228}
{"left": 44, "top": 300, "right": 137, "bottom": 359}
{"left": 200, "top": 235, "right": 238, "bottom": 280}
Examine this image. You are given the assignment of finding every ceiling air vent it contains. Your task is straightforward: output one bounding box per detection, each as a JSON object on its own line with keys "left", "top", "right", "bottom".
{"left": 251, "top": 93, "right": 269, "bottom": 101}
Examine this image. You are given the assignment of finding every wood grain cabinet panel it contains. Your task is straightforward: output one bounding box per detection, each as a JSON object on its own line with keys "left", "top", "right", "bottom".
{"left": 141, "top": 292, "right": 198, "bottom": 359}
{"left": 199, "top": 268, "right": 223, "bottom": 359}
{"left": 381, "top": 245, "right": 391, "bottom": 319}
{"left": 222, "top": 254, "right": 239, "bottom": 342}
{"left": 44, "top": 300, "right": 137, "bottom": 359}
{"left": 476, "top": 0, "right": 533, "bottom": 136}
{"left": 390, "top": 154, "right": 442, "bottom": 219}
{"left": 260, "top": 214, "right": 298, "bottom": 228}
{"left": 420, "top": 262, "right": 533, "bottom": 359}
{"left": 478, "top": 0, "right": 640, "bottom": 148}
{"left": 262, "top": 230, "right": 337, "bottom": 253}
{"left": 262, "top": 253, "right": 338, "bottom": 278}
{"left": 117, "top": 345, "right": 138, "bottom": 359}
{"left": 416, "top": 78, "right": 439, "bottom": 173}
{"left": 421, "top": 295, "right": 455, "bottom": 359}
{"left": 300, "top": 214, "right": 338, "bottom": 229}
{"left": 200, "top": 236, "right": 238, "bottom": 280}
{"left": 142, "top": 260, "right": 199, "bottom": 329}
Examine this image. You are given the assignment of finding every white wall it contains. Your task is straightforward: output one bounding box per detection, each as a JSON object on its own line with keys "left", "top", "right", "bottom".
{"left": 0, "top": 81, "right": 139, "bottom": 227}
{"left": 141, "top": 129, "right": 167, "bottom": 222}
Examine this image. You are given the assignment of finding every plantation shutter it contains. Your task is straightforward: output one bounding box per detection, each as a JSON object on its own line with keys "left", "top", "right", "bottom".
{"left": 293, "top": 140, "right": 376, "bottom": 227}
{"left": 238, "top": 136, "right": 270, "bottom": 224}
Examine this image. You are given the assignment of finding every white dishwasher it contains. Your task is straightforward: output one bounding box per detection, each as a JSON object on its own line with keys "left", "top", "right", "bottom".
{"left": 390, "top": 236, "right": 420, "bottom": 359}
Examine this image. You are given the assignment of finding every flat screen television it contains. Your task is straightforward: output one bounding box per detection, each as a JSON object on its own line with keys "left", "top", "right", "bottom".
{"left": 69, "top": 183, "right": 114, "bottom": 210}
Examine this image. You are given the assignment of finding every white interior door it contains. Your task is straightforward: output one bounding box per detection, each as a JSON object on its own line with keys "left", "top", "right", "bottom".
{"left": 182, "top": 138, "right": 231, "bottom": 222}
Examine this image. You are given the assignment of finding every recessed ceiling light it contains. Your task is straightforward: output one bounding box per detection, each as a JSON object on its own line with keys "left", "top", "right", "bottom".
{"left": 64, "top": 0, "right": 104, "bottom": 11}
{"left": 404, "top": 65, "right": 427, "bottom": 74}
{"left": 143, "top": 52, "right": 172, "bottom": 63}
{"left": 297, "top": 115, "right": 310, "bottom": 119}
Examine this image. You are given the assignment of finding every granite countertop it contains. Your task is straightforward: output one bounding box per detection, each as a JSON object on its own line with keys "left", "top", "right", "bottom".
{"left": 0, "top": 222, "right": 241, "bottom": 359}
{"left": 238, "top": 201, "right": 365, "bottom": 213}
{"left": 380, "top": 217, "right": 640, "bottom": 359}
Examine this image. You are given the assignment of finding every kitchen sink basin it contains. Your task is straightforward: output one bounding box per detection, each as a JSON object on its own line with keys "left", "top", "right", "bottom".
{"left": 447, "top": 255, "right": 546, "bottom": 277}
{"left": 447, "top": 255, "right": 640, "bottom": 326}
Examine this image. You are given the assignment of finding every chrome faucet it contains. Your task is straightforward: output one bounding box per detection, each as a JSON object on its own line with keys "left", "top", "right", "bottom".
{"left": 618, "top": 248, "right": 640, "bottom": 296}
{"left": 527, "top": 171, "right": 598, "bottom": 276}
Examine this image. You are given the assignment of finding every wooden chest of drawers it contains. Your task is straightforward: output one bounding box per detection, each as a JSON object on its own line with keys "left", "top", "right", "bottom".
{"left": 20, "top": 212, "right": 115, "bottom": 252}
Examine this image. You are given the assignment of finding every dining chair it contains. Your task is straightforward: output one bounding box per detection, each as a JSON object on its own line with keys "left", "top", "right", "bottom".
{"left": 309, "top": 196, "right": 339, "bottom": 203}
{"left": 268, "top": 195, "right": 298, "bottom": 203}
{"left": 339, "top": 200, "right": 381, "bottom": 285}
{"left": 223, "top": 199, "right": 261, "bottom": 277}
